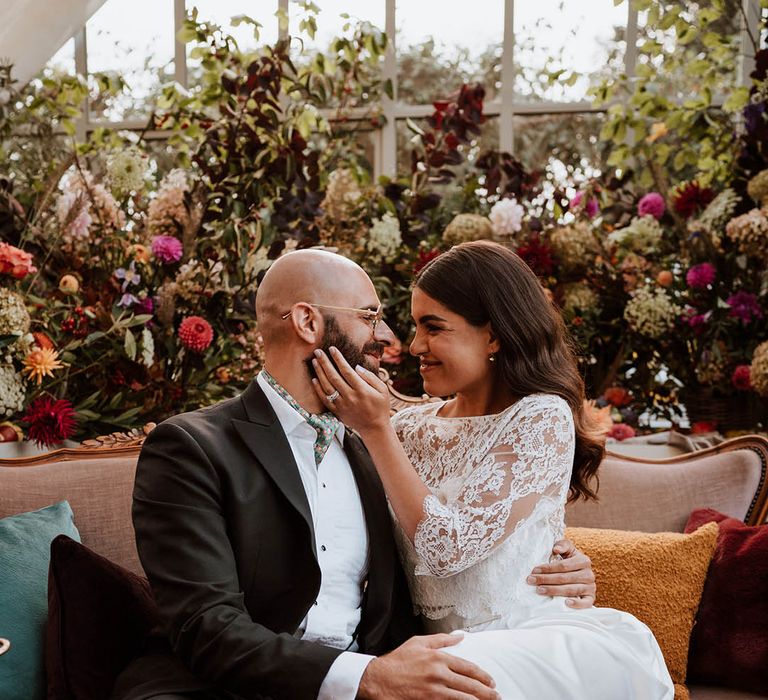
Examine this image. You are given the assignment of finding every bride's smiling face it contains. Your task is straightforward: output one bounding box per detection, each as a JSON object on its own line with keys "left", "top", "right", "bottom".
{"left": 409, "top": 287, "right": 499, "bottom": 397}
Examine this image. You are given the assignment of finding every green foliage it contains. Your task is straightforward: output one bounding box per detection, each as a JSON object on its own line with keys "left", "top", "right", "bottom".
{"left": 593, "top": 0, "right": 744, "bottom": 189}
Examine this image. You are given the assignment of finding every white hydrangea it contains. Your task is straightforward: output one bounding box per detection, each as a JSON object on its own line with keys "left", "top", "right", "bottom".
{"left": 107, "top": 147, "right": 147, "bottom": 196}
{"left": 624, "top": 286, "right": 680, "bottom": 338}
{"left": 489, "top": 198, "right": 524, "bottom": 238}
{"left": 562, "top": 283, "right": 599, "bottom": 316}
{"left": 0, "top": 288, "right": 30, "bottom": 337}
{"left": 0, "top": 366, "right": 26, "bottom": 417}
{"left": 609, "top": 215, "right": 663, "bottom": 254}
{"left": 367, "top": 213, "right": 402, "bottom": 260}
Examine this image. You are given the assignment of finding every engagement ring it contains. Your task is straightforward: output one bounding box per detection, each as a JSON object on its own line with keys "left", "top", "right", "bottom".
{"left": 325, "top": 390, "right": 340, "bottom": 403}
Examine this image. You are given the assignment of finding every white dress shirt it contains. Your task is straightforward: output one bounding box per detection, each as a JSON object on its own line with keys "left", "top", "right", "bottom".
{"left": 256, "top": 372, "right": 375, "bottom": 699}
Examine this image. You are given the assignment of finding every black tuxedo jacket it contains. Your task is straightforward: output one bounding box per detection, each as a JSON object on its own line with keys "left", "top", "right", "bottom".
{"left": 112, "top": 380, "right": 419, "bottom": 700}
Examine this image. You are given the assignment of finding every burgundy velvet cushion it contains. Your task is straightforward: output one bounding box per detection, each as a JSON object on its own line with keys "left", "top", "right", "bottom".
{"left": 684, "top": 508, "right": 768, "bottom": 695}
{"left": 46, "top": 535, "right": 161, "bottom": 700}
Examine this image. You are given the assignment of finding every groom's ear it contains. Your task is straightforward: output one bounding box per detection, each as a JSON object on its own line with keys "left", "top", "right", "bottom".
{"left": 288, "top": 304, "right": 323, "bottom": 345}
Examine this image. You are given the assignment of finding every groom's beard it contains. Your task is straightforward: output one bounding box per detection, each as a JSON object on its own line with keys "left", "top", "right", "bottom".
{"left": 305, "top": 315, "right": 384, "bottom": 380}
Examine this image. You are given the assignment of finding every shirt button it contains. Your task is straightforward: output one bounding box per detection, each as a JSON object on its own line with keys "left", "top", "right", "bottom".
{"left": 321, "top": 545, "right": 327, "bottom": 551}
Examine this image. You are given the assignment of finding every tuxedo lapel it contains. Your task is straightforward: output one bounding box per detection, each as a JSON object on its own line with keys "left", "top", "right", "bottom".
{"left": 343, "top": 431, "right": 397, "bottom": 650}
{"left": 232, "top": 380, "right": 316, "bottom": 556}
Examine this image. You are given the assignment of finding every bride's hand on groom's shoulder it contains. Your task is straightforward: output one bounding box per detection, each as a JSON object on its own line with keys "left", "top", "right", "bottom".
{"left": 312, "top": 347, "right": 391, "bottom": 435}
{"left": 357, "top": 634, "right": 501, "bottom": 700}
{"left": 526, "top": 539, "right": 597, "bottom": 609}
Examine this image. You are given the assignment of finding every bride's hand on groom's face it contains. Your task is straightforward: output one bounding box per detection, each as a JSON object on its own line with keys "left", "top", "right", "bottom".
{"left": 311, "top": 347, "right": 391, "bottom": 434}
{"left": 526, "top": 539, "right": 597, "bottom": 609}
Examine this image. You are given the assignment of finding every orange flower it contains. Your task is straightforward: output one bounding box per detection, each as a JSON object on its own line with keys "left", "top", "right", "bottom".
{"left": 646, "top": 122, "right": 668, "bottom": 144}
{"left": 131, "top": 244, "right": 151, "bottom": 264}
{"left": 23, "top": 347, "right": 64, "bottom": 385}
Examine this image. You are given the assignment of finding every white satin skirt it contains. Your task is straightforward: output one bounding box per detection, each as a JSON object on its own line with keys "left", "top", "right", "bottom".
{"left": 436, "top": 602, "right": 674, "bottom": 700}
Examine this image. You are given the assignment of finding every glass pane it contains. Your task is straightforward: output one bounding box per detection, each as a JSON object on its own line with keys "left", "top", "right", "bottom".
{"left": 187, "top": 0, "right": 279, "bottom": 56}
{"left": 45, "top": 38, "right": 76, "bottom": 76}
{"left": 397, "top": 115, "right": 499, "bottom": 177}
{"left": 512, "top": 112, "right": 609, "bottom": 214}
{"left": 290, "top": 0, "right": 384, "bottom": 53}
{"left": 514, "top": 0, "right": 627, "bottom": 102}
{"left": 86, "top": 0, "right": 175, "bottom": 121}
{"left": 396, "top": 0, "right": 503, "bottom": 104}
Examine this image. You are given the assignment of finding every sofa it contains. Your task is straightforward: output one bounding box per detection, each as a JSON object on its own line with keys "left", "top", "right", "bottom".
{"left": 1, "top": 389, "right": 767, "bottom": 698}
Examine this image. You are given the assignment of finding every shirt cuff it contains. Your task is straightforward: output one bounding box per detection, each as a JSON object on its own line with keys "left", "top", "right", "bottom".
{"left": 318, "top": 651, "right": 375, "bottom": 700}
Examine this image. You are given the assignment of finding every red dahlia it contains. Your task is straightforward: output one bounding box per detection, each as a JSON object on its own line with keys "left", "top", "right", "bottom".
{"left": 22, "top": 396, "right": 77, "bottom": 447}
{"left": 672, "top": 181, "right": 714, "bottom": 219}
{"left": 731, "top": 365, "right": 752, "bottom": 391}
{"left": 413, "top": 248, "right": 441, "bottom": 275}
{"left": 516, "top": 237, "right": 554, "bottom": 276}
{"left": 178, "top": 316, "right": 214, "bottom": 352}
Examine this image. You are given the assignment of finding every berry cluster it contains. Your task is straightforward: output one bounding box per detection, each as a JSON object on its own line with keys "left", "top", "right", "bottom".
{"left": 60, "top": 307, "right": 89, "bottom": 339}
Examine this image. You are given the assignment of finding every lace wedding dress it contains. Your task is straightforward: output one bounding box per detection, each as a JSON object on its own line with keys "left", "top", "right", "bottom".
{"left": 391, "top": 394, "right": 674, "bottom": 699}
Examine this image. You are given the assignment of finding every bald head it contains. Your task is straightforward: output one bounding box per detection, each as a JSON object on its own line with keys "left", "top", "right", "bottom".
{"left": 255, "top": 249, "right": 377, "bottom": 343}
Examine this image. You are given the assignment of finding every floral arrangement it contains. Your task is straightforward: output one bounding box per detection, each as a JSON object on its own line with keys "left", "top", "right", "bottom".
{"left": 2, "top": 8, "right": 767, "bottom": 446}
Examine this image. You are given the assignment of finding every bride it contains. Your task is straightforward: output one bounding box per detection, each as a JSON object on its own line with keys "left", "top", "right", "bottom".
{"left": 312, "top": 240, "right": 674, "bottom": 699}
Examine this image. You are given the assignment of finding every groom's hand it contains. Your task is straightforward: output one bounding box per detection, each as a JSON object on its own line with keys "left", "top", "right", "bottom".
{"left": 357, "top": 633, "right": 500, "bottom": 700}
{"left": 526, "top": 539, "right": 596, "bottom": 609}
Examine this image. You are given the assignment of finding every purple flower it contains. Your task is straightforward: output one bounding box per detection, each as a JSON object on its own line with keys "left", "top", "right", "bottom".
{"left": 685, "top": 262, "right": 716, "bottom": 289}
{"left": 135, "top": 296, "right": 154, "bottom": 316}
{"left": 570, "top": 191, "right": 599, "bottom": 218}
{"left": 114, "top": 260, "right": 140, "bottom": 292}
{"left": 637, "top": 192, "right": 666, "bottom": 220}
{"left": 118, "top": 293, "right": 139, "bottom": 308}
{"left": 151, "top": 235, "right": 183, "bottom": 264}
{"left": 727, "top": 291, "right": 764, "bottom": 325}
{"left": 744, "top": 102, "right": 765, "bottom": 134}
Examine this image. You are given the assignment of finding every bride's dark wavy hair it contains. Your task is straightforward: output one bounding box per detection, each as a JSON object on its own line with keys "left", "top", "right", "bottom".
{"left": 414, "top": 240, "right": 602, "bottom": 502}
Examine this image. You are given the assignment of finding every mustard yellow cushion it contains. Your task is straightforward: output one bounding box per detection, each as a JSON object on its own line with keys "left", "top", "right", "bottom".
{"left": 565, "top": 522, "right": 718, "bottom": 688}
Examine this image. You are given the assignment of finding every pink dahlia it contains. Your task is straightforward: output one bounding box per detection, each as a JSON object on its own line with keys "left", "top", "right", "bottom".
{"left": 178, "top": 316, "right": 214, "bottom": 352}
{"left": 608, "top": 423, "right": 636, "bottom": 441}
{"left": 727, "top": 291, "right": 763, "bottom": 325}
{"left": 731, "top": 365, "right": 752, "bottom": 391}
{"left": 570, "top": 191, "right": 599, "bottom": 218}
{"left": 637, "top": 192, "right": 666, "bottom": 220}
{"left": 22, "top": 396, "right": 77, "bottom": 447}
{"left": 151, "top": 235, "right": 183, "bottom": 264}
{"left": 685, "top": 262, "right": 716, "bottom": 289}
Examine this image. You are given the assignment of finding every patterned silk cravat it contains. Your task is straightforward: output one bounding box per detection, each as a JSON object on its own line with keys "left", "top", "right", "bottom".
{"left": 262, "top": 370, "right": 341, "bottom": 466}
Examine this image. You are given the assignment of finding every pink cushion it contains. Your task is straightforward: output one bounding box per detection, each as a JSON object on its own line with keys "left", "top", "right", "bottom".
{"left": 566, "top": 450, "right": 763, "bottom": 533}
{"left": 0, "top": 455, "right": 142, "bottom": 575}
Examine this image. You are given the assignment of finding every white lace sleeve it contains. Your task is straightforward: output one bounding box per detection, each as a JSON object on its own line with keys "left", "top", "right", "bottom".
{"left": 413, "top": 397, "right": 574, "bottom": 578}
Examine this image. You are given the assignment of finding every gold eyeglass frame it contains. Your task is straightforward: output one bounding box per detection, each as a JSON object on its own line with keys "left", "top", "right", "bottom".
{"left": 281, "top": 302, "right": 383, "bottom": 329}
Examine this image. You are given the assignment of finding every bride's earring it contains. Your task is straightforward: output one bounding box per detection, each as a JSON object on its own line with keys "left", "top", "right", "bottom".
{"left": 489, "top": 354, "right": 496, "bottom": 363}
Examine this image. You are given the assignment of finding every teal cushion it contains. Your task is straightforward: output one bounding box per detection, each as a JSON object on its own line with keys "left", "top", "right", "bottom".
{"left": 0, "top": 501, "right": 80, "bottom": 700}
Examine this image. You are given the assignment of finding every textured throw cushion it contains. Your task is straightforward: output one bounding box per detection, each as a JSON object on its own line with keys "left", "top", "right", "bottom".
{"left": 46, "top": 535, "right": 161, "bottom": 700}
{"left": 565, "top": 522, "right": 718, "bottom": 690}
{"left": 684, "top": 508, "right": 768, "bottom": 696}
{"left": 0, "top": 502, "right": 80, "bottom": 700}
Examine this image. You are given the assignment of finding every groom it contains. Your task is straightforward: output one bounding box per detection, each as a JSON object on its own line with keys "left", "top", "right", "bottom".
{"left": 112, "top": 249, "right": 597, "bottom": 700}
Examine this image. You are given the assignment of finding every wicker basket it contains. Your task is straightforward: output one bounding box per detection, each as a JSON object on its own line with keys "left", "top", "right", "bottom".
{"left": 682, "top": 387, "right": 768, "bottom": 431}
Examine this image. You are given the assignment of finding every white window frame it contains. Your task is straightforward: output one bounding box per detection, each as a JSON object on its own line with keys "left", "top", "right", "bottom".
{"left": 63, "top": 0, "right": 760, "bottom": 176}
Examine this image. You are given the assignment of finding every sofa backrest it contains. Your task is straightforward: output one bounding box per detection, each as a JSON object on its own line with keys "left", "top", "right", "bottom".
{"left": 0, "top": 451, "right": 142, "bottom": 575}
{"left": 566, "top": 436, "right": 768, "bottom": 532}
